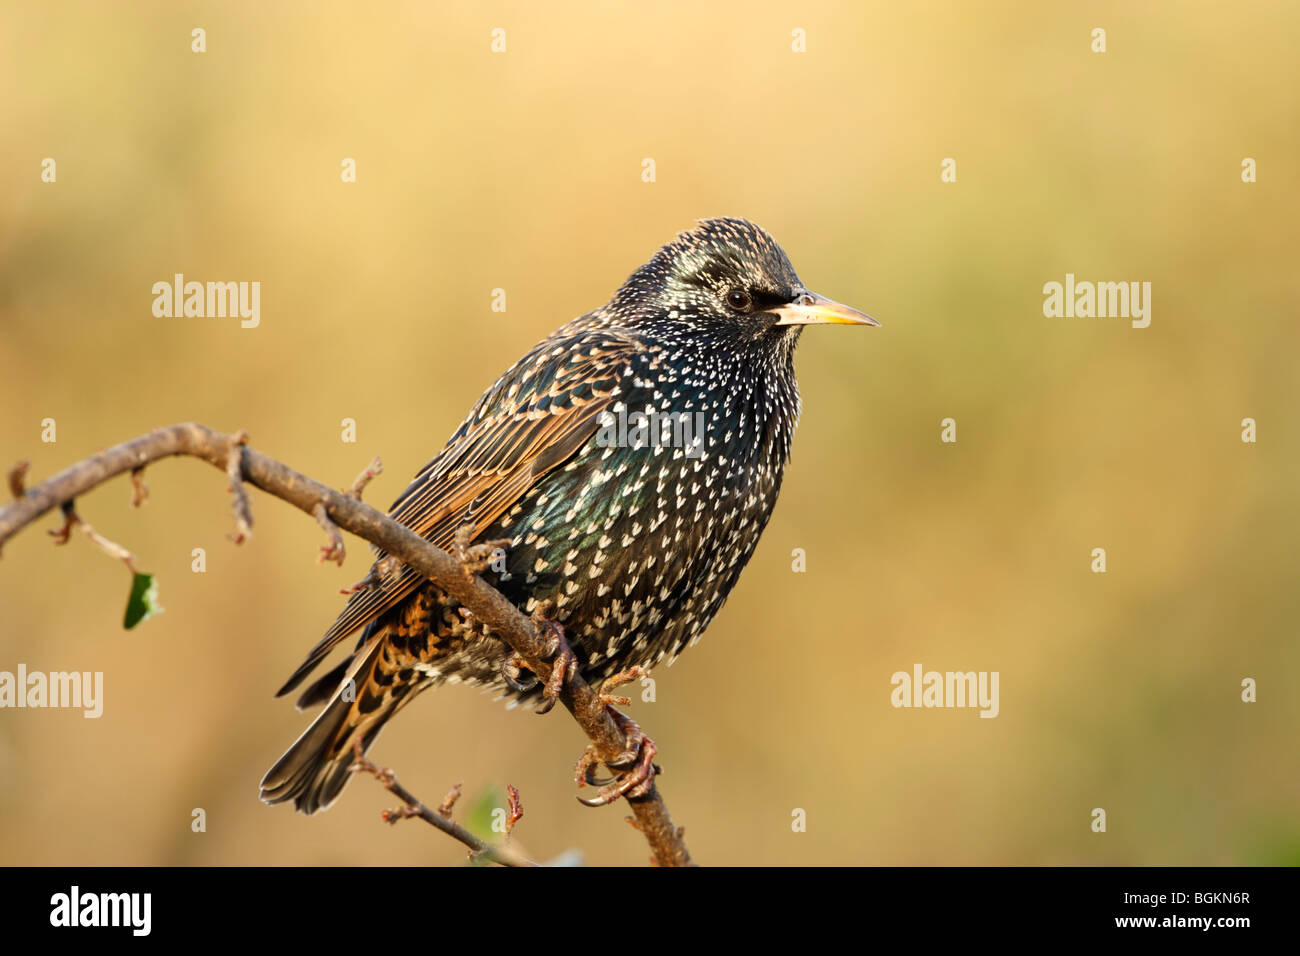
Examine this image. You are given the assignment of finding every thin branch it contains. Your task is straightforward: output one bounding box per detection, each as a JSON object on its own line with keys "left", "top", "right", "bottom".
{"left": 436, "top": 781, "right": 464, "bottom": 819}
{"left": 504, "top": 784, "right": 523, "bottom": 838}
{"left": 346, "top": 456, "right": 383, "bottom": 499}
{"left": 340, "top": 554, "right": 398, "bottom": 596}
{"left": 9, "top": 461, "right": 29, "bottom": 500}
{"left": 225, "top": 430, "right": 252, "bottom": 544}
{"left": 348, "top": 737, "right": 536, "bottom": 868}
{"left": 0, "top": 423, "right": 694, "bottom": 867}
{"left": 130, "top": 466, "right": 148, "bottom": 508}
{"left": 312, "top": 502, "right": 345, "bottom": 565}
{"left": 49, "top": 502, "right": 140, "bottom": 575}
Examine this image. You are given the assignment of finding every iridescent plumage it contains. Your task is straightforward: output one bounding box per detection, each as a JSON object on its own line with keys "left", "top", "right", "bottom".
{"left": 261, "top": 218, "right": 875, "bottom": 813}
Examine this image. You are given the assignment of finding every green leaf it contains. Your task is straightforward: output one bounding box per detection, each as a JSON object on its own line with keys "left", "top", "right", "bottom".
{"left": 123, "top": 572, "right": 163, "bottom": 629}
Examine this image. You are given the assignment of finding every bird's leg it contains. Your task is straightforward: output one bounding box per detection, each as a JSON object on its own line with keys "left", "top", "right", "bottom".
{"left": 576, "top": 669, "right": 635, "bottom": 785}
{"left": 574, "top": 666, "right": 660, "bottom": 806}
{"left": 530, "top": 600, "right": 577, "bottom": 715}
{"left": 498, "top": 652, "right": 540, "bottom": 694}
{"left": 577, "top": 666, "right": 649, "bottom": 785}
{"left": 593, "top": 665, "right": 648, "bottom": 708}
{"left": 453, "top": 525, "right": 511, "bottom": 577}
{"left": 496, "top": 601, "right": 577, "bottom": 705}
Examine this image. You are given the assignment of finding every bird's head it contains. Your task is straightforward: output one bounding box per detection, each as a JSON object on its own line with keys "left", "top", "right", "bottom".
{"left": 612, "top": 217, "right": 878, "bottom": 344}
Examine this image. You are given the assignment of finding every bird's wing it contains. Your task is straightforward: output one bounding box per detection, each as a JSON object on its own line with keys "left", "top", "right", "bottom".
{"left": 275, "top": 322, "right": 645, "bottom": 697}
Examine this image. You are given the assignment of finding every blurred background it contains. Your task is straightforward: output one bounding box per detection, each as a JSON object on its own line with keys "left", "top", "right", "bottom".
{"left": 1, "top": 0, "right": 1297, "bottom": 866}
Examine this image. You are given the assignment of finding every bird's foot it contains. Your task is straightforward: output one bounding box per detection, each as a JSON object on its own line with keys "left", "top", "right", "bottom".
{"left": 499, "top": 652, "right": 539, "bottom": 694}
{"left": 497, "top": 601, "right": 578, "bottom": 710}
{"left": 574, "top": 703, "right": 660, "bottom": 807}
{"left": 531, "top": 601, "right": 577, "bottom": 714}
{"left": 453, "top": 525, "right": 511, "bottom": 577}
{"left": 593, "top": 665, "right": 648, "bottom": 707}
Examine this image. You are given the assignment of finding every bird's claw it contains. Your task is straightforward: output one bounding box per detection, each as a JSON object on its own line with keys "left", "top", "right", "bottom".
{"left": 454, "top": 526, "right": 511, "bottom": 577}
{"left": 499, "top": 652, "right": 540, "bottom": 694}
{"left": 526, "top": 602, "right": 576, "bottom": 715}
{"left": 596, "top": 665, "right": 647, "bottom": 708}
{"left": 574, "top": 706, "right": 660, "bottom": 807}
{"left": 498, "top": 603, "right": 578, "bottom": 712}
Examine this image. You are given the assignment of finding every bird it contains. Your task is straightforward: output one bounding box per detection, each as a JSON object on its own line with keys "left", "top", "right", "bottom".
{"left": 260, "top": 217, "right": 877, "bottom": 814}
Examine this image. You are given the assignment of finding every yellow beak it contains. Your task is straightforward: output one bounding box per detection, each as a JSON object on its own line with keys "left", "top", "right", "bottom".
{"left": 772, "top": 291, "right": 880, "bottom": 327}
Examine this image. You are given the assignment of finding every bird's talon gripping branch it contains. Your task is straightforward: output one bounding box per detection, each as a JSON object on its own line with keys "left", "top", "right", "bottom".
{"left": 529, "top": 602, "right": 577, "bottom": 714}
{"left": 596, "top": 665, "right": 648, "bottom": 708}
{"left": 495, "top": 603, "right": 576, "bottom": 708}
{"left": 574, "top": 707, "right": 660, "bottom": 807}
{"left": 574, "top": 746, "right": 604, "bottom": 786}
{"left": 574, "top": 667, "right": 652, "bottom": 782}
{"left": 499, "top": 652, "right": 540, "bottom": 693}
{"left": 453, "top": 525, "right": 511, "bottom": 577}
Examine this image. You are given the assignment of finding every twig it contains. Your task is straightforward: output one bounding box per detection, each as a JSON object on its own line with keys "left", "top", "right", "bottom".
{"left": 347, "top": 456, "right": 383, "bottom": 499}
{"left": 340, "top": 554, "right": 399, "bottom": 595}
{"left": 8, "top": 461, "right": 29, "bottom": 500}
{"left": 130, "top": 467, "right": 148, "bottom": 508}
{"left": 348, "top": 738, "right": 536, "bottom": 867}
{"left": 436, "top": 781, "right": 463, "bottom": 819}
{"left": 225, "top": 430, "right": 252, "bottom": 544}
{"left": 505, "top": 784, "right": 523, "bottom": 837}
{"left": 0, "top": 423, "right": 694, "bottom": 866}
{"left": 312, "top": 502, "right": 345, "bottom": 565}
{"left": 48, "top": 502, "right": 140, "bottom": 575}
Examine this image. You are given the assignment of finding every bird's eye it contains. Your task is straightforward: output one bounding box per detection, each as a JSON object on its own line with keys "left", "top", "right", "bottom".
{"left": 726, "top": 290, "right": 752, "bottom": 312}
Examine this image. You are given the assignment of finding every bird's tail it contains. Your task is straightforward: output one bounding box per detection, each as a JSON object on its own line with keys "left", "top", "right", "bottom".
{"left": 260, "top": 631, "right": 414, "bottom": 814}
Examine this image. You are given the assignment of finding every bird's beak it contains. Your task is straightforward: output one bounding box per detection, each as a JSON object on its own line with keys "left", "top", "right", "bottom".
{"left": 772, "top": 292, "right": 880, "bottom": 327}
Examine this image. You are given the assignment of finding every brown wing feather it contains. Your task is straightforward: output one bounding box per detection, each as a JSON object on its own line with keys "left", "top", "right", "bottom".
{"left": 274, "top": 323, "right": 640, "bottom": 698}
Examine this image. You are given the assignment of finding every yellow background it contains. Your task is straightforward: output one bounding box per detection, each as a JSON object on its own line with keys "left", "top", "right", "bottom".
{"left": 1, "top": 1, "right": 1296, "bottom": 865}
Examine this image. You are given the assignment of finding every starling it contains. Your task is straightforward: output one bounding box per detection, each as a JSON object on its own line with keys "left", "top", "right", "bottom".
{"left": 260, "top": 217, "right": 877, "bottom": 813}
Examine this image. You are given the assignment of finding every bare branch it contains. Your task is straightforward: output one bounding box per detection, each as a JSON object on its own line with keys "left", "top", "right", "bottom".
{"left": 312, "top": 502, "right": 345, "bottom": 565}
{"left": 505, "top": 784, "right": 523, "bottom": 838}
{"left": 8, "top": 461, "right": 29, "bottom": 500}
{"left": 130, "top": 466, "right": 148, "bottom": 508}
{"left": 225, "top": 430, "right": 252, "bottom": 544}
{"left": 346, "top": 456, "right": 383, "bottom": 500}
{"left": 348, "top": 737, "right": 536, "bottom": 868}
{"left": 0, "top": 423, "right": 694, "bottom": 866}
{"left": 340, "top": 554, "right": 399, "bottom": 596}
{"left": 48, "top": 502, "right": 140, "bottom": 575}
{"left": 436, "top": 781, "right": 463, "bottom": 820}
